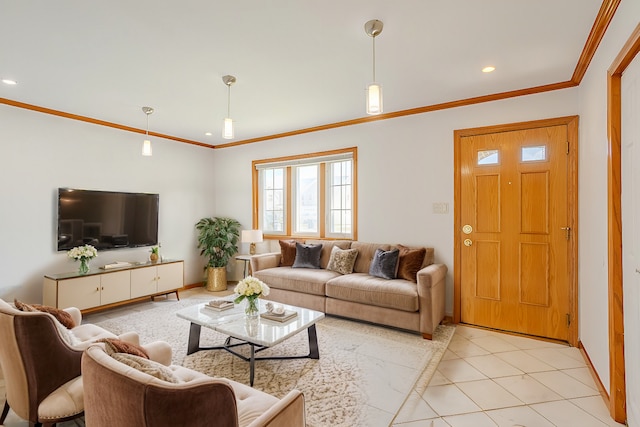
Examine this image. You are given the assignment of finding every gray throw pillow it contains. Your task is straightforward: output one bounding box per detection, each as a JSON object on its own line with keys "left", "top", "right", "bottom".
{"left": 292, "top": 243, "right": 322, "bottom": 269}
{"left": 369, "top": 248, "right": 400, "bottom": 279}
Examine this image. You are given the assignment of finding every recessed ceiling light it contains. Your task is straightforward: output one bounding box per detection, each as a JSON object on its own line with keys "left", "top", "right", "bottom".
{"left": 2, "top": 78, "right": 17, "bottom": 85}
{"left": 482, "top": 66, "right": 496, "bottom": 73}
{"left": 205, "top": 132, "right": 212, "bottom": 136}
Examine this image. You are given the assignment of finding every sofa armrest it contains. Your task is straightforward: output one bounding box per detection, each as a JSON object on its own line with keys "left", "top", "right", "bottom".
{"left": 250, "top": 253, "right": 282, "bottom": 273}
{"left": 247, "top": 389, "right": 305, "bottom": 427}
{"left": 142, "top": 340, "right": 173, "bottom": 366}
{"left": 416, "top": 263, "right": 448, "bottom": 339}
{"left": 63, "top": 306, "right": 82, "bottom": 327}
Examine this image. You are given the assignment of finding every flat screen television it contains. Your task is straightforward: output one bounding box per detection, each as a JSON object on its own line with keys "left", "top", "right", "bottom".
{"left": 57, "top": 188, "right": 159, "bottom": 251}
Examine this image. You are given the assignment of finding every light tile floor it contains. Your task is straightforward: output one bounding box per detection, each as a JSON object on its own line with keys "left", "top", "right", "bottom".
{"left": 392, "top": 325, "right": 625, "bottom": 427}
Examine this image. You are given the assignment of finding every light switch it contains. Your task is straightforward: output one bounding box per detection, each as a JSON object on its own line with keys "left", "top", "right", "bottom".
{"left": 433, "top": 202, "right": 449, "bottom": 214}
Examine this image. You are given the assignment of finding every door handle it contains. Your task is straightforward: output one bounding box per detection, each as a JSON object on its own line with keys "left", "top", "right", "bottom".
{"left": 464, "top": 239, "right": 472, "bottom": 247}
{"left": 560, "top": 227, "right": 571, "bottom": 240}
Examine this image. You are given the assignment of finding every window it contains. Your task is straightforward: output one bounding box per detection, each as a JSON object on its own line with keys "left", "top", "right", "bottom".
{"left": 521, "top": 145, "right": 546, "bottom": 162}
{"left": 253, "top": 147, "right": 357, "bottom": 239}
{"left": 477, "top": 149, "right": 499, "bottom": 165}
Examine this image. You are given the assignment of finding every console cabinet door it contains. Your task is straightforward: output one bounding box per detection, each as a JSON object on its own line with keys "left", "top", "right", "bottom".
{"left": 130, "top": 266, "right": 158, "bottom": 298}
{"left": 100, "top": 270, "right": 130, "bottom": 305}
{"left": 58, "top": 276, "right": 101, "bottom": 310}
{"left": 157, "top": 262, "right": 183, "bottom": 293}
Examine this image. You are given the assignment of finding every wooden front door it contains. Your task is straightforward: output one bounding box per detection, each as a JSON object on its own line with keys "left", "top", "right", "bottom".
{"left": 454, "top": 117, "right": 578, "bottom": 343}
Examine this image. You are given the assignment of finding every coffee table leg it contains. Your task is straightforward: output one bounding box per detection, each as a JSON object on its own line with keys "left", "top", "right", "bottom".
{"left": 308, "top": 324, "right": 319, "bottom": 359}
{"left": 187, "top": 322, "right": 202, "bottom": 355}
{"left": 249, "top": 344, "right": 255, "bottom": 386}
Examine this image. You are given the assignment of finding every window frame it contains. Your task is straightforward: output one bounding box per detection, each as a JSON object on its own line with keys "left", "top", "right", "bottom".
{"left": 252, "top": 147, "right": 357, "bottom": 240}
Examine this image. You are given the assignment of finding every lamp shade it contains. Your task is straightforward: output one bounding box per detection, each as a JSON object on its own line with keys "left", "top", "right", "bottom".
{"left": 222, "top": 117, "right": 234, "bottom": 139}
{"left": 241, "top": 229, "right": 263, "bottom": 243}
{"left": 142, "top": 139, "right": 152, "bottom": 156}
{"left": 366, "top": 83, "right": 383, "bottom": 115}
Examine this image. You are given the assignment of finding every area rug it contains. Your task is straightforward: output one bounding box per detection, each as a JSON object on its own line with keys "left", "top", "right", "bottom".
{"left": 94, "top": 296, "right": 454, "bottom": 427}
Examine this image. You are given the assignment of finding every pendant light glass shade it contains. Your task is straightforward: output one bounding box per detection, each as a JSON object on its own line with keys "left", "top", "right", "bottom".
{"left": 223, "top": 117, "right": 234, "bottom": 139}
{"left": 142, "top": 139, "right": 152, "bottom": 156}
{"left": 364, "top": 20, "right": 383, "bottom": 115}
{"left": 366, "top": 83, "right": 383, "bottom": 115}
{"left": 222, "top": 75, "right": 236, "bottom": 140}
{"left": 141, "top": 106, "right": 154, "bottom": 156}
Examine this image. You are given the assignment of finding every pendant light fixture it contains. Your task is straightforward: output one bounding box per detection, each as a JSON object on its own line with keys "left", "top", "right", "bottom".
{"left": 364, "top": 19, "right": 383, "bottom": 115}
{"left": 141, "top": 106, "right": 154, "bottom": 156}
{"left": 222, "top": 75, "right": 236, "bottom": 139}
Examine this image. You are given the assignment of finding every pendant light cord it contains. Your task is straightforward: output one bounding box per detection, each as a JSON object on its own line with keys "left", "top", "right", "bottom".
{"left": 227, "top": 83, "right": 231, "bottom": 117}
{"left": 372, "top": 36, "right": 376, "bottom": 82}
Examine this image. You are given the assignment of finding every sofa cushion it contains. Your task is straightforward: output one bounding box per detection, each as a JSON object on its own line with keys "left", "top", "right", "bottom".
{"left": 278, "top": 240, "right": 298, "bottom": 266}
{"left": 253, "top": 267, "right": 340, "bottom": 296}
{"left": 351, "top": 242, "right": 391, "bottom": 274}
{"left": 326, "top": 246, "right": 358, "bottom": 275}
{"left": 304, "top": 239, "right": 352, "bottom": 269}
{"left": 396, "top": 245, "right": 427, "bottom": 283}
{"left": 368, "top": 248, "right": 400, "bottom": 279}
{"left": 292, "top": 242, "right": 322, "bottom": 269}
{"left": 326, "top": 273, "right": 419, "bottom": 312}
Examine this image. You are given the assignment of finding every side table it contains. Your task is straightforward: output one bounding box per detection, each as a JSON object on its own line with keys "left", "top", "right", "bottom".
{"left": 235, "top": 254, "right": 253, "bottom": 278}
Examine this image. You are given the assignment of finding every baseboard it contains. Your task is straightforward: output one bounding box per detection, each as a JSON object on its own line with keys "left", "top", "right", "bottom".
{"left": 578, "top": 341, "right": 611, "bottom": 409}
{"left": 184, "top": 282, "right": 205, "bottom": 289}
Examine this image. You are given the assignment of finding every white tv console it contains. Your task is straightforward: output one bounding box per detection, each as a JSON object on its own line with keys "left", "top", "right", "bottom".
{"left": 43, "top": 259, "right": 183, "bottom": 313}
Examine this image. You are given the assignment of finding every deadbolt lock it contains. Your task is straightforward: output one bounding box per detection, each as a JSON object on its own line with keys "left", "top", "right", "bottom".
{"left": 462, "top": 225, "right": 473, "bottom": 234}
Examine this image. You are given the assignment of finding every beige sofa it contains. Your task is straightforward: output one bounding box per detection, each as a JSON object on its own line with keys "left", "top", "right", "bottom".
{"left": 250, "top": 240, "right": 447, "bottom": 339}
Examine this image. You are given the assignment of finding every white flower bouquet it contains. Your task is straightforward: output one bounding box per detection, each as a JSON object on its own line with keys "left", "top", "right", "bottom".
{"left": 234, "top": 276, "right": 270, "bottom": 317}
{"left": 67, "top": 244, "right": 98, "bottom": 261}
{"left": 233, "top": 276, "right": 270, "bottom": 302}
{"left": 67, "top": 244, "right": 98, "bottom": 274}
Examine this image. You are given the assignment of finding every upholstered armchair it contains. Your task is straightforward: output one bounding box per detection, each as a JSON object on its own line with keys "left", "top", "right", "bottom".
{"left": 82, "top": 344, "right": 306, "bottom": 427}
{"left": 0, "top": 298, "right": 171, "bottom": 426}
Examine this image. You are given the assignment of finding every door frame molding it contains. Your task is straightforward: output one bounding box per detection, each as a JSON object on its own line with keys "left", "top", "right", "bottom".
{"left": 453, "top": 116, "right": 579, "bottom": 346}
{"left": 607, "top": 22, "right": 640, "bottom": 424}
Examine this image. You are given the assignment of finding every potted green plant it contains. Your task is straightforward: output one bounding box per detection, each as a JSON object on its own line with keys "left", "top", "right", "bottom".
{"left": 195, "top": 217, "right": 241, "bottom": 291}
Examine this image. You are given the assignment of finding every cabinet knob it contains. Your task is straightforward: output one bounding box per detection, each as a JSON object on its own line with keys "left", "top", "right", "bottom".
{"left": 96, "top": 287, "right": 99, "bottom": 292}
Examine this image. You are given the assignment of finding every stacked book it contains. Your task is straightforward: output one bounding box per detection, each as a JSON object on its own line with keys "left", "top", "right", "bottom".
{"left": 261, "top": 309, "right": 298, "bottom": 323}
{"left": 204, "top": 299, "right": 234, "bottom": 312}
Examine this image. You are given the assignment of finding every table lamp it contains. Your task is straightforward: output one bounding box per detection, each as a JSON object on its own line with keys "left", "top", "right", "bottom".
{"left": 241, "top": 229, "right": 263, "bottom": 255}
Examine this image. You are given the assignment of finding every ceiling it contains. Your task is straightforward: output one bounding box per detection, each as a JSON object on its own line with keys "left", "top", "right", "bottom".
{"left": 0, "top": 1, "right": 605, "bottom": 148}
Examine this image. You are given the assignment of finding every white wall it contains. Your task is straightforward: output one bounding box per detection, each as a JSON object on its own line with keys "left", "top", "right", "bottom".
{"left": 211, "top": 88, "right": 579, "bottom": 315}
{"left": 577, "top": 0, "right": 640, "bottom": 397}
{"left": 0, "top": 105, "right": 217, "bottom": 302}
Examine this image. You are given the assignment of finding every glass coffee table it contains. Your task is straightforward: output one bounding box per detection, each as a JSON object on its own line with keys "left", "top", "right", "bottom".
{"left": 175, "top": 299, "right": 324, "bottom": 386}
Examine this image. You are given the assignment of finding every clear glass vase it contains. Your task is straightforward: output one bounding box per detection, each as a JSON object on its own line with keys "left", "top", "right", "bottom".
{"left": 79, "top": 258, "right": 90, "bottom": 274}
{"left": 245, "top": 296, "right": 259, "bottom": 319}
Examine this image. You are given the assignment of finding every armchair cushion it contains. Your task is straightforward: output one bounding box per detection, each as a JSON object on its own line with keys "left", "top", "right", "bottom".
{"left": 99, "top": 338, "right": 149, "bottom": 359}
{"left": 37, "top": 376, "right": 84, "bottom": 422}
{"left": 14, "top": 299, "right": 76, "bottom": 328}
{"left": 110, "top": 353, "right": 181, "bottom": 383}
